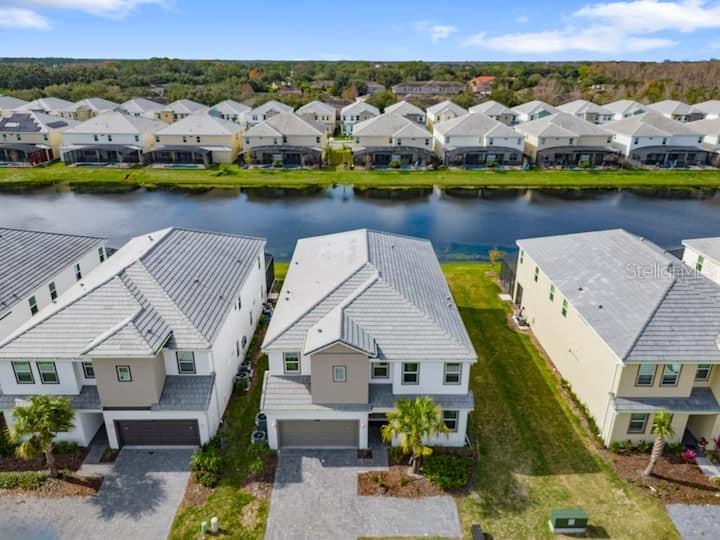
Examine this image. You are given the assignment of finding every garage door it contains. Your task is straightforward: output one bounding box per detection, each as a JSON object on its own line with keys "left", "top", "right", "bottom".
{"left": 278, "top": 420, "right": 359, "bottom": 448}
{"left": 115, "top": 419, "right": 200, "bottom": 447}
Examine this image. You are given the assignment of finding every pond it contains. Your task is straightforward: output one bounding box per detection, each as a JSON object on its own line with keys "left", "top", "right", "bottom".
{"left": 1, "top": 185, "right": 719, "bottom": 260}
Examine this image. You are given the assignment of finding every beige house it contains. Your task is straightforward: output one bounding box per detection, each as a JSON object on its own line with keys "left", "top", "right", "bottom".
{"left": 118, "top": 97, "right": 166, "bottom": 119}
{"left": 17, "top": 97, "right": 75, "bottom": 117}
{"left": 469, "top": 101, "right": 517, "bottom": 126}
{"left": 682, "top": 237, "right": 720, "bottom": 287}
{"left": 296, "top": 100, "right": 337, "bottom": 135}
{"left": 340, "top": 101, "right": 380, "bottom": 135}
{"left": 352, "top": 113, "right": 434, "bottom": 168}
{"left": 557, "top": 99, "right": 613, "bottom": 124}
{"left": 243, "top": 112, "right": 326, "bottom": 167}
{"left": 385, "top": 101, "right": 426, "bottom": 124}
{"left": 155, "top": 99, "right": 209, "bottom": 123}
{"left": 0, "top": 96, "right": 27, "bottom": 117}
{"left": 60, "top": 98, "right": 118, "bottom": 121}
{"left": 148, "top": 114, "right": 243, "bottom": 166}
{"left": 514, "top": 229, "right": 720, "bottom": 449}
{"left": 426, "top": 100, "right": 467, "bottom": 128}
{"left": 0, "top": 111, "right": 76, "bottom": 165}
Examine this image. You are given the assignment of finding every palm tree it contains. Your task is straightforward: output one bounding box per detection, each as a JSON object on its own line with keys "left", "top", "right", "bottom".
{"left": 8, "top": 396, "right": 75, "bottom": 478}
{"left": 381, "top": 397, "right": 449, "bottom": 474}
{"left": 642, "top": 410, "right": 674, "bottom": 477}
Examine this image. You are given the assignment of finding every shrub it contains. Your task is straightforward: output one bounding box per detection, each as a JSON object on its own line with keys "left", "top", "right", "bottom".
{"left": 234, "top": 377, "right": 248, "bottom": 393}
{"left": 635, "top": 440, "right": 653, "bottom": 454}
{"left": 422, "top": 454, "right": 473, "bottom": 491}
{"left": 388, "top": 445, "right": 408, "bottom": 465}
{"left": 190, "top": 442, "right": 224, "bottom": 487}
{"left": 665, "top": 442, "right": 683, "bottom": 455}
{"left": 272, "top": 160, "right": 283, "bottom": 168}
{"left": 388, "top": 160, "right": 401, "bottom": 169}
{"left": 0, "top": 471, "right": 48, "bottom": 490}
{"left": 0, "top": 430, "right": 17, "bottom": 457}
{"left": 682, "top": 449, "right": 697, "bottom": 463}
{"left": 247, "top": 442, "right": 270, "bottom": 476}
{"left": 54, "top": 441, "right": 81, "bottom": 455}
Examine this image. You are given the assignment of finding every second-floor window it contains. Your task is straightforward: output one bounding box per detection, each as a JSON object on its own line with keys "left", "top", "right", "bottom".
{"left": 12, "top": 361, "right": 34, "bottom": 384}
{"left": 82, "top": 361, "right": 95, "bottom": 379}
{"left": 534, "top": 267, "right": 539, "bottom": 282}
{"left": 116, "top": 365, "right": 132, "bottom": 382}
{"left": 561, "top": 299, "right": 568, "bottom": 318}
{"left": 49, "top": 282, "right": 57, "bottom": 301}
{"left": 696, "top": 256, "right": 705, "bottom": 272}
{"left": 28, "top": 296, "right": 38, "bottom": 316}
{"left": 176, "top": 351, "right": 196, "bottom": 374}
{"left": 696, "top": 364, "right": 712, "bottom": 381}
{"left": 75, "top": 263, "right": 82, "bottom": 281}
{"left": 402, "top": 362, "right": 419, "bottom": 385}
{"left": 444, "top": 363, "right": 462, "bottom": 385}
{"left": 37, "top": 361, "right": 59, "bottom": 384}
{"left": 636, "top": 364, "right": 656, "bottom": 386}
{"left": 284, "top": 352, "right": 300, "bottom": 374}
{"left": 98, "top": 247, "right": 105, "bottom": 263}
{"left": 371, "top": 362, "right": 389, "bottom": 379}
{"left": 549, "top": 285, "right": 555, "bottom": 302}
{"left": 660, "top": 364, "right": 681, "bottom": 386}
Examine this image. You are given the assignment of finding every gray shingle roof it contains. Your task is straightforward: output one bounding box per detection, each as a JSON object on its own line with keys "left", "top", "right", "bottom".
{"left": 263, "top": 230, "right": 476, "bottom": 361}
{"left": 518, "top": 229, "right": 720, "bottom": 363}
{"left": 0, "top": 385, "right": 100, "bottom": 411}
{"left": 613, "top": 387, "right": 720, "bottom": 413}
{"left": 515, "top": 112, "right": 611, "bottom": 138}
{"left": 0, "top": 228, "right": 104, "bottom": 313}
{"left": 152, "top": 374, "right": 215, "bottom": 411}
{"left": 369, "top": 384, "right": 474, "bottom": 409}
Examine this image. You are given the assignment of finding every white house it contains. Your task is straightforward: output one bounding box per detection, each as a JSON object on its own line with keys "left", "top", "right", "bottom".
{"left": 352, "top": 113, "right": 434, "bottom": 168}
{"left": 426, "top": 100, "right": 467, "bottom": 128}
{"left": 433, "top": 112, "right": 523, "bottom": 167}
{"left": 340, "top": 101, "right": 379, "bottom": 135}
{"left": 682, "top": 238, "right": 720, "bottom": 287}
{"left": 118, "top": 98, "right": 166, "bottom": 119}
{"left": 17, "top": 97, "right": 75, "bottom": 117}
{"left": 557, "top": 99, "right": 613, "bottom": 124}
{"left": 61, "top": 112, "right": 166, "bottom": 166}
{"left": 247, "top": 100, "right": 293, "bottom": 127}
{"left": 689, "top": 117, "right": 720, "bottom": 166}
{"left": 694, "top": 100, "right": 720, "bottom": 120}
{"left": 209, "top": 100, "right": 251, "bottom": 124}
{"left": 260, "top": 229, "right": 476, "bottom": 450}
{"left": 243, "top": 112, "right": 326, "bottom": 167}
{"left": 468, "top": 100, "right": 517, "bottom": 125}
{"left": 385, "top": 101, "right": 426, "bottom": 124}
{"left": 0, "top": 227, "right": 268, "bottom": 448}
{"left": 0, "top": 96, "right": 27, "bottom": 117}
{"left": 296, "top": 100, "right": 337, "bottom": 135}
{"left": 0, "top": 228, "right": 107, "bottom": 343}
{"left": 511, "top": 100, "right": 557, "bottom": 123}
{"left": 647, "top": 100, "right": 705, "bottom": 123}
{"left": 604, "top": 100, "right": 647, "bottom": 121}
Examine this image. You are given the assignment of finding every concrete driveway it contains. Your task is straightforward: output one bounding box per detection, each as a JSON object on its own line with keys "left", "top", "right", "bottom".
{"left": 0, "top": 448, "right": 192, "bottom": 540}
{"left": 265, "top": 449, "right": 461, "bottom": 540}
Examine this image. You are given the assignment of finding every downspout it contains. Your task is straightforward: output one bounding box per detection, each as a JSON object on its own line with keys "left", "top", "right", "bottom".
{"left": 601, "top": 361, "right": 621, "bottom": 445}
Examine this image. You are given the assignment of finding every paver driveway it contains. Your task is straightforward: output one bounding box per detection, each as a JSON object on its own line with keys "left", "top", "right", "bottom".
{"left": 0, "top": 448, "right": 192, "bottom": 540}
{"left": 265, "top": 449, "right": 461, "bottom": 540}
{"left": 667, "top": 504, "right": 720, "bottom": 539}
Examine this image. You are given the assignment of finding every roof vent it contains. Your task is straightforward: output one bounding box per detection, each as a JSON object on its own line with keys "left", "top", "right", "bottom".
{"left": 578, "top": 287, "right": 584, "bottom": 291}
{"left": 317, "top": 328, "right": 323, "bottom": 333}
{"left": 148, "top": 235, "right": 154, "bottom": 241}
{"left": 598, "top": 305, "right": 603, "bottom": 309}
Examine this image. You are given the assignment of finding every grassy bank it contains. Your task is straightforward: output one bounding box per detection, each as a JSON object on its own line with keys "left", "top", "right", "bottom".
{"left": 2, "top": 162, "right": 720, "bottom": 190}
{"left": 444, "top": 263, "right": 678, "bottom": 539}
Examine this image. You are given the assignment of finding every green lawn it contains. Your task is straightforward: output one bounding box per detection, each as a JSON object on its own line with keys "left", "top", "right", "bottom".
{"left": 444, "top": 263, "right": 678, "bottom": 539}
{"left": 2, "top": 162, "right": 720, "bottom": 190}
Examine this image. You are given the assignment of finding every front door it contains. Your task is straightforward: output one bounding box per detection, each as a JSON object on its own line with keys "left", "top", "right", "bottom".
{"left": 514, "top": 283, "right": 524, "bottom": 306}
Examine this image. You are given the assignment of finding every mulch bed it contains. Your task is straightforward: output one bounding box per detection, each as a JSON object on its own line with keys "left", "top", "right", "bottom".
{"left": 0, "top": 447, "right": 89, "bottom": 472}
{"left": 608, "top": 452, "right": 720, "bottom": 504}
{"left": 2, "top": 473, "right": 103, "bottom": 498}
{"left": 243, "top": 451, "right": 277, "bottom": 501}
{"left": 358, "top": 467, "right": 444, "bottom": 498}
{"left": 99, "top": 448, "right": 120, "bottom": 463}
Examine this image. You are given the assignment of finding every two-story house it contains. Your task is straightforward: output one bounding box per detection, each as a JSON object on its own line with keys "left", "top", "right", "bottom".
{"left": 426, "top": 100, "right": 467, "bottom": 129}
{"left": 17, "top": 97, "right": 75, "bottom": 117}
{"left": 0, "top": 227, "right": 267, "bottom": 448}
{"left": 605, "top": 110, "right": 707, "bottom": 167}
{"left": 242, "top": 112, "right": 326, "bottom": 167}
{"left": 682, "top": 237, "right": 720, "bottom": 287}
{"left": 469, "top": 101, "right": 517, "bottom": 126}
{"left": 604, "top": 99, "right": 647, "bottom": 121}
{"left": 511, "top": 100, "right": 557, "bottom": 123}
{"left": 209, "top": 100, "right": 251, "bottom": 125}
{"left": 688, "top": 117, "right": 720, "bottom": 166}
{"left": 557, "top": 99, "right": 613, "bottom": 124}
{"left": 0, "top": 228, "right": 107, "bottom": 343}
{"left": 60, "top": 98, "right": 119, "bottom": 121}
{"left": 514, "top": 111, "right": 618, "bottom": 167}
{"left": 0, "top": 96, "right": 28, "bottom": 117}
{"left": 246, "top": 100, "right": 294, "bottom": 127}
{"left": 340, "top": 101, "right": 380, "bottom": 135}
{"left": 0, "top": 111, "right": 76, "bottom": 165}
{"left": 296, "top": 100, "right": 337, "bottom": 136}
{"left": 385, "top": 101, "right": 426, "bottom": 125}
{"left": 118, "top": 97, "right": 166, "bottom": 120}
{"left": 260, "top": 229, "right": 476, "bottom": 450}
{"left": 514, "top": 229, "right": 720, "bottom": 449}
{"left": 647, "top": 100, "right": 705, "bottom": 123}
{"left": 146, "top": 114, "right": 244, "bottom": 166}
{"left": 61, "top": 112, "right": 166, "bottom": 166}
{"left": 433, "top": 112, "right": 524, "bottom": 167}
{"left": 694, "top": 100, "right": 720, "bottom": 120}
{"left": 155, "top": 99, "right": 209, "bottom": 124}
{"left": 352, "top": 113, "right": 434, "bottom": 168}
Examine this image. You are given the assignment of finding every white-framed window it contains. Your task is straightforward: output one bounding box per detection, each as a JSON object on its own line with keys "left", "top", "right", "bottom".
{"left": 37, "top": 361, "right": 59, "bottom": 384}
{"left": 660, "top": 364, "right": 681, "bottom": 386}
{"left": 696, "top": 364, "right": 712, "bottom": 381}
{"left": 519, "top": 250, "right": 524, "bottom": 264}
{"left": 283, "top": 352, "right": 300, "bottom": 374}
{"left": 443, "top": 363, "right": 462, "bottom": 385}
{"left": 696, "top": 255, "right": 705, "bottom": 272}
{"left": 628, "top": 413, "right": 648, "bottom": 433}
{"left": 82, "top": 361, "right": 95, "bottom": 379}
{"left": 333, "top": 365, "right": 347, "bottom": 383}
{"left": 176, "top": 351, "right": 196, "bottom": 374}
{"left": 12, "top": 361, "right": 34, "bottom": 384}
{"left": 49, "top": 281, "right": 57, "bottom": 301}
{"left": 534, "top": 267, "right": 539, "bottom": 282}
{"left": 28, "top": 296, "right": 38, "bottom": 316}
{"left": 371, "top": 362, "right": 389, "bottom": 379}
{"left": 549, "top": 284, "right": 555, "bottom": 302}
{"left": 402, "top": 362, "right": 419, "bottom": 385}
{"left": 116, "top": 365, "right": 132, "bottom": 382}
{"left": 74, "top": 263, "right": 82, "bottom": 281}
{"left": 98, "top": 247, "right": 105, "bottom": 263}
{"left": 443, "top": 410, "right": 459, "bottom": 432}
{"left": 250, "top": 311, "right": 253, "bottom": 326}
{"left": 635, "top": 364, "right": 656, "bottom": 386}
{"left": 561, "top": 299, "right": 568, "bottom": 318}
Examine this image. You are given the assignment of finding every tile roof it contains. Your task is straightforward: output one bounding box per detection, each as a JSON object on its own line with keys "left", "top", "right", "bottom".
{"left": 0, "top": 227, "right": 104, "bottom": 313}
{"left": 469, "top": 100, "right": 514, "bottom": 116}
{"left": 296, "top": 100, "right": 336, "bottom": 116}
{"left": 166, "top": 99, "right": 209, "bottom": 115}
{"left": 647, "top": 100, "right": 703, "bottom": 117}
{"left": 71, "top": 98, "right": 118, "bottom": 112}
{"left": 369, "top": 384, "right": 475, "bottom": 409}
{"left": 261, "top": 374, "right": 369, "bottom": 412}
{"left": 511, "top": 100, "right": 557, "bottom": 116}
{"left": 210, "top": 100, "right": 250, "bottom": 116}
{"left": 354, "top": 113, "right": 431, "bottom": 138}
{"left": 426, "top": 100, "right": 467, "bottom": 117}
{"left": 0, "top": 385, "right": 101, "bottom": 411}
{"left": 557, "top": 99, "right": 612, "bottom": 116}
{"left": 434, "top": 112, "right": 518, "bottom": 138}
{"left": 604, "top": 110, "right": 701, "bottom": 137}
{"left": 517, "top": 229, "right": 720, "bottom": 363}
{"left": 244, "top": 112, "right": 324, "bottom": 138}
{"left": 251, "top": 100, "right": 293, "bottom": 116}
{"left": 613, "top": 388, "right": 720, "bottom": 413}
{"left": 263, "top": 230, "right": 476, "bottom": 361}
{"left": 156, "top": 114, "right": 242, "bottom": 136}
{"left": 341, "top": 101, "right": 379, "bottom": 116}
{"left": 18, "top": 97, "right": 74, "bottom": 112}
{"left": 694, "top": 100, "right": 720, "bottom": 117}
{"left": 119, "top": 98, "right": 165, "bottom": 115}
{"left": 0, "top": 96, "right": 27, "bottom": 110}
{"left": 152, "top": 374, "right": 215, "bottom": 411}
{"left": 515, "top": 112, "right": 611, "bottom": 138}
{"left": 604, "top": 99, "right": 647, "bottom": 116}
{"left": 64, "top": 112, "right": 166, "bottom": 135}
{"left": 385, "top": 101, "right": 425, "bottom": 117}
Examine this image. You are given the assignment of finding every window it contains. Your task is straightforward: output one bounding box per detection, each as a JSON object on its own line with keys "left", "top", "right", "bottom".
{"left": 48, "top": 282, "right": 57, "bottom": 301}
{"left": 108, "top": 135, "right": 113, "bottom": 142}
{"left": 176, "top": 351, "right": 196, "bottom": 374}
{"left": 661, "top": 364, "right": 681, "bottom": 386}
{"left": 182, "top": 136, "right": 187, "bottom": 143}
{"left": 12, "top": 361, "right": 34, "bottom": 384}
{"left": 93, "top": 134, "right": 98, "bottom": 142}
{"left": 519, "top": 250, "right": 524, "bottom": 265}
{"left": 74, "top": 263, "right": 82, "bottom": 281}
{"left": 534, "top": 267, "right": 539, "bottom": 282}
{"left": 134, "top": 135, "right": 139, "bottom": 142}
{"left": 628, "top": 413, "right": 648, "bottom": 433}
{"left": 561, "top": 299, "right": 568, "bottom": 318}
{"left": 236, "top": 340, "right": 241, "bottom": 357}
{"left": 443, "top": 410, "right": 459, "bottom": 432}
{"left": 98, "top": 247, "right": 105, "bottom": 263}
{"left": 549, "top": 284, "right": 555, "bottom": 302}
{"left": 696, "top": 255, "right": 704, "bottom": 272}
{"left": 37, "top": 362, "right": 59, "bottom": 384}
{"left": 635, "top": 364, "right": 656, "bottom": 386}
{"left": 257, "top": 256, "right": 261, "bottom": 270}
{"left": 236, "top": 296, "right": 242, "bottom": 310}
{"left": 333, "top": 365, "right": 347, "bottom": 382}
{"left": 402, "top": 362, "right": 419, "bottom": 385}
{"left": 371, "top": 362, "right": 389, "bottom": 379}
{"left": 196, "top": 136, "right": 201, "bottom": 143}
{"left": 283, "top": 352, "right": 300, "bottom": 374}
{"left": 444, "top": 363, "right": 462, "bottom": 385}
{"left": 116, "top": 365, "right": 132, "bottom": 382}
{"left": 241, "top": 336, "right": 247, "bottom": 349}
{"left": 82, "top": 361, "right": 95, "bottom": 379}
{"left": 155, "top": 136, "right": 160, "bottom": 143}
{"left": 28, "top": 296, "right": 38, "bottom": 316}
{"left": 696, "top": 364, "right": 712, "bottom": 381}
{"left": 249, "top": 311, "right": 253, "bottom": 326}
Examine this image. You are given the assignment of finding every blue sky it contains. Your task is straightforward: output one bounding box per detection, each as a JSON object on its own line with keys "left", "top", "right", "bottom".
{"left": 1, "top": 1, "right": 720, "bottom": 61}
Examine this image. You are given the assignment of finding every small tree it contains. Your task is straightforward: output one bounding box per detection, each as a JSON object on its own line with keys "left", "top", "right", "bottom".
{"left": 381, "top": 397, "right": 449, "bottom": 474}
{"left": 9, "top": 396, "right": 75, "bottom": 478}
{"left": 642, "top": 410, "right": 674, "bottom": 477}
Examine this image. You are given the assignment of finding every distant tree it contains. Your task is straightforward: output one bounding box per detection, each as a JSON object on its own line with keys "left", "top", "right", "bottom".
{"left": 366, "top": 90, "right": 397, "bottom": 112}
{"left": 451, "top": 91, "right": 476, "bottom": 109}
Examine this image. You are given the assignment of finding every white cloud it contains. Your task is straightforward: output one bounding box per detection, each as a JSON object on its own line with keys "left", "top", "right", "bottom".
{"left": 24, "top": 0, "right": 167, "bottom": 17}
{"left": 412, "top": 21, "right": 458, "bottom": 42}
{"left": 515, "top": 15, "right": 529, "bottom": 23}
{"left": 0, "top": 7, "right": 49, "bottom": 29}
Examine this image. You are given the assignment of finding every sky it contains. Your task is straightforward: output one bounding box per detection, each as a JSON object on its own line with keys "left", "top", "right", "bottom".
{"left": 1, "top": 0, "right": 720, "bottom": 61}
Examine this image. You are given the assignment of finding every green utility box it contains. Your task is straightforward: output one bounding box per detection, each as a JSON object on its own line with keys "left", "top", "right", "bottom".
{"left": 548, "top": 508, "right": 588, "bottom": 534}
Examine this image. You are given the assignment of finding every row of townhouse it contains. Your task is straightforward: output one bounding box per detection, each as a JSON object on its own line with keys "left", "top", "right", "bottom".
{"left": 0, "top": 226, "right": 475, "bottom": 452}
{"left": 512, "top": 229, "right": 720, "bottom": 451}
